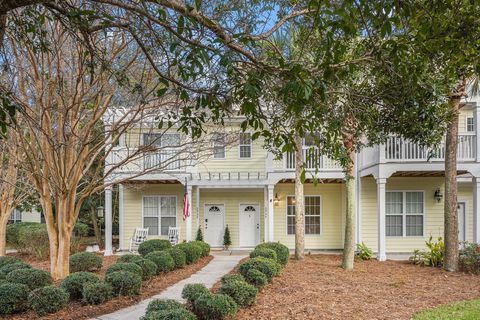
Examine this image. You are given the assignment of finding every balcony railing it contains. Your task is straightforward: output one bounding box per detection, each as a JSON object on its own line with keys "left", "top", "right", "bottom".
{"left": 108, "top": 147, "right": 186, "bottom": 173}
{"left": 285, "top": 148, "right": 342, "bottom": 170}
{"left": 144, "top": 150, "right": 182, "bottom": 170}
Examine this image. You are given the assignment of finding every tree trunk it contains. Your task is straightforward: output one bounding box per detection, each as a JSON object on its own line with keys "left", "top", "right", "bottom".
{"left": 90, "top": 207, "right": 102, "bottom": 247}
{"left": 294, "top": 134, "right": 305, "bottom": 260}
{"left": 342, "top": 148, "right": 356, "bottom": 270}
{"left": 444, "top": 94, "right": 461, "bottom": 272}
{"left": 0, "top": 214, "right": 9, "bottom": 256}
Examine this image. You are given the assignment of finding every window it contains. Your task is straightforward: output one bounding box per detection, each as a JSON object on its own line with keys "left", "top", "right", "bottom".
{"left": 212, "top": 133, "right": 226, "bottom": 159}
{"left": 386, "top": 191, "right": 424, "bottom": 237}
{"left": 143, "top": 196, "right": 177, "bottom": 236}
{"left": 287, "top": 196, "right": 321, "bottom": 235}
{"left": 239, "top": 133, "right": 251, "bottom": 158}
{"left": 143, "top": 133, "right": 180, "bottom": 147}
{"left": 467, "top": 117, "right": 475, "bottom": 132}
{"left": 8, "top": 209, "right": 22, "bottom": 223}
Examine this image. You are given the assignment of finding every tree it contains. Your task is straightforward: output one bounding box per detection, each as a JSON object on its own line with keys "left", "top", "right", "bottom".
{"left": 223, "top": 225, "right": 231, "bottom": 250}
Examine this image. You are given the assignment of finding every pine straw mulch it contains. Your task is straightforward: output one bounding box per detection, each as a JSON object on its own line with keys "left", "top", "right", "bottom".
{"left": 236, "top": 254, "right": 480, "bottom": 320}
{"left": 6, "top": 254, "right": 213, "bottom": 320}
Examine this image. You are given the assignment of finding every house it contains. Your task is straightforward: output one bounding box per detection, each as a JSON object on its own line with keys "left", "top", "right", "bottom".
{"left": 103, "top": 98, "right": 480, "bottom": 261}
{"left": 8, "top": 208, "right": 42, "bottom": 224}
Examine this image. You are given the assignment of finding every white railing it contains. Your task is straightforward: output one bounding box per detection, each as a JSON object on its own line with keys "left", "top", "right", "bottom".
{"left": 285, "top": 148, "right": 342, "bottom": 170}
{"left": 108, "top": 147, "right": 185, "bottom": 173}
{"left": 144, "top": 150, "right": 182, "bottom": 170}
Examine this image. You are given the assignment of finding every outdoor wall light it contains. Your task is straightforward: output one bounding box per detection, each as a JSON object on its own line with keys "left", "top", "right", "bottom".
{"left": 97, "top": 206, "right": 104, "bottom": 218}
{"left": 274, "top": 193, "right": 280, "bottom": 206}
{"left": 434, "top": 188, "right": 443, "bottom": 203}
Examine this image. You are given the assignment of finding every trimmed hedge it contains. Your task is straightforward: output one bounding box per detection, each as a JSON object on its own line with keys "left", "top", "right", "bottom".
{"left": 141, "top": 308, "right": 196, "bottom": 320}
{"left": 238, "top": 257, "right": 280, "bottom": 282}
{"left": 28, "top": 285, "right": 69, "bottom": 316}
{"left": 60, "top": 272, "right": 99, "bottom": 300}
{"left": 82, "top": 282, "right": 113, "bottom": 305}
{"left": 17, "top": 224, "right": 50, "bottom": 260}
{"left": 0, "top": 262, "right": 31, "bottom": 278}
{"left": 181, "top": 283, "right": 210, "bottom": 305}
{"left": 145, "top": 251, "right": 175, "bottom": 273}
{"left": 6, "top": 268, "right": 53, "bottom": 291}
{"left": 133, "top": 258, "right": 158, "bottom": 280}
{"left": 192, "top": 241, "right": 210, "bottom": 257}
{"left": 69, "top": 252, "right": 103, "bottom": 273}
{"left": 166, "top": 248, "right": 187, "bottom": 269}
{"left": 255, "top": 242, "right": 289, "bottom": 266}
{"left": 146, "top": 299, "right": 183, "bottom": 314}
{"left": 175, "top": 242, "right": 202, "bottom": 265}
{"left": 244, "top": 269, "right": 268, "bottom": 288}
{"left": 139, "top": 239, "right": 172, "bottom": 256}
{"left": 105, "top": 271, "right": 142, "bottom": 296}
{"left": 106, "top": 262, "right": 143, "bottom": 278}
{"left": 0, "top": 256, "right": 22, "bottom": 269}
{"left": 0, "top": 283, "right": 29, "bottom": 315}
{"left": 194, "top": 293, "right": 238, "bottom": 320}
{"left": 249, "top": 248, "right": 277, "bottom": 261}
{"left": 219, "top": 279, "right": 257, "bottom": 307}
{"left": 6, "top": 222, "right": 38, "bottom": 249}
{"left": 118, "top": 254, "right": 141, "bottom": 263}
{"left": 221, "top": 274, "right": 245, "bottom": 285}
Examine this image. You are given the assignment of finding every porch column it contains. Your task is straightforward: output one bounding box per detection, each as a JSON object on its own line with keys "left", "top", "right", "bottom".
{"left": 104, "top": 186, "right": 113, "bottom": 256}
{"left": 475, "top": 103, "right": 480, "bottom": 162}
{"left": 186, "top": 185, "right": 193, "bottom": 241}
{"left": 118, "top": 184, "right": 124, "bottom": 250}
{"left": 376, "top": 178, "right": 387, "bottom": 261}
{"left": 196, "top": 187, "right": 200, "bottom": 231}
{"left": 474, "top": 177, "right": 480, "bottom": 243}
{"left": 267, "top": 185, "right": 275, "bottom": 242}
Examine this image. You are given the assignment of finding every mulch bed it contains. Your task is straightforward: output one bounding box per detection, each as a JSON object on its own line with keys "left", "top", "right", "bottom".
{"left": 6, "top": 254, "right": 213, "bottom": 320}
{"left": 236, "top": 254, "right": 480, "bottom": 320}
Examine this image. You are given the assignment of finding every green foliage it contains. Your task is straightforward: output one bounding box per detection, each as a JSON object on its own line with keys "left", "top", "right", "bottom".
{"left": 239, "top": 257, "right": 280, "bottom": 282}
{"left": 141, "top": 308, "right": 197, "bottom": 320}
{"left": 244, "top": 269, "right": 268, "bottom": 288}
{"left": 0, "top": 283, "right": 29, "bottom": 314}
{"left": 69, "top": 252, "right": 103, "bottom": 272}
{"left": 192, "top": 240, "right": 210, "bottom": 257}
{"left": 28, "top": 285, "right": 69, "bottom": 316}
{"left": 0, "top": 256, "right": 22, "bottom": 269}
{"left": 82, "top": 282, "right": 113, "bottom": 305}
{"left": 195, "top": 228, "right": 203, "bottom": 241}
{"left": 0, "top": 261, "right": 31, "bottom": 279}
{"left": 17, "top": 223, "right": 49, "bottom": 260}
{"left": 132, "top": 258, "right": 158, "bottom": 280}
{"left": 218, "top": 279, "right": 257, "bottom": 307}
{"left": 175, "top": 242, "right": 202, "bottom": 264}
{"left": 194, "top": 293, "right": 238, "bottom": 320}
{"left": 181, "top": 283, "right": 210, "bottom": 305}
{"left": 106, "top": 262, "right": 143, "bottom": 278}
{"left": 250, "top": 248, "right": 277, "bottom": 261}
{"left": 73, "top": 222, "right": 90, "bottom": 237}
{"left": 6, "top": 222, "right": 37, "bottom": 248}
{"left": 60, "top": 272, "right": 99, "bottom": 300}
{"left": 6, "top": 268, "right": 53, "bottom": 291}
{"left": 459, "top": 243, "right": 480, "bottom": 274}
{"left": 223, "top": 225, "right": 232, "bottom": 248}
{"left": 145, "top": 251, "right": 175, "bottom": 273}
{"left": 118, "top": 254, "right": 141, "bottom": 263}
{"left": 255, "top": 242, "right": 289, "bottom": 266}
{"left": 105, "top": 271, "right": 142, "bottom": 296}
{"left": 355, "top": 242, "right": 373, "bottom": 261}
{"left": 413, "top": 299, "right": 480, "bottom": 320}
{"left": 139, "top": 239, "right": 172, "bottom": 256}
{"left": 409, "top": 236, "right": 444, "bottom": 267}
{"left": 146, "top": 299, "right": 183, "bottom": 315}
{"left": 166, "top": 248, "right": 187, "bottom": 269}
{"left": 221, "top": 274, "right": 245, "bottom": 285}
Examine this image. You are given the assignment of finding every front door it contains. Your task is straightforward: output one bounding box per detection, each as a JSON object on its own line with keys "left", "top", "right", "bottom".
{"left": 204, "top": 204, "right": 224, "bottom": 247}
{"left": 239, "top": 204, "right": 260, "bottom": 247}
{"left": 458, "top": 202, "right": 466, "bottom": 242}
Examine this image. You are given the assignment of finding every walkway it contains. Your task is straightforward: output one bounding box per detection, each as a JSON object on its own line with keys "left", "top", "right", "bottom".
{"left": 96, "top": 252, "right": 247, "bottom": 320}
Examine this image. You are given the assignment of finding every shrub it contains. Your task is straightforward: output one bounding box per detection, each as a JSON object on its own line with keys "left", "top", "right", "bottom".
{"left": 118, "top": 254, "right": 141, "bottom": 263}
{"left": 17, "top": 224, "right": 49, "bottom": 260}
{"left": 356, "top": 242, "right": 373, "bottom": 261}
{"left": 6, "top": 222, "right": 37, "bottom": 249}
{"left": 105, "top": 271, "right": 142, "bottom": 296}
{"left": 106, "top": 262, "right": 143, "bottom": 278}
{"left": 195, "top": 227, "right": 203, "bottom": 241}
{"left": 175, "top": 242, "right": 202, "bottom": 264}
{"left": 69, "top": 252, "right": 103, "bottom": 272}
{"left": 167, "top": 248, "right": 187, "bottom": 269}
{"left": 459, "top": 242, "right": 480, "bottom": 274}
{"left": 181, "top": 283, "right": 211, "bottom": 305}
{"left": 145, "top": 251, "right": 175, "bottom": 273}
{"left": 146, "top": 299, "right": 183, "bottom": 314}
{"left": 244, "top": 269, "right": 268, "bottom": 288}
{"left": 192, "top": 241, "right": 210, "bottom": 257}
{"left": 0, "top": 256, "right": 22, "bottom": 269}
{"left": 250, "top": 248, "right": 277, "bottom": 261}
{"left": 60, "top": 272, "right": 99, "bottom": 300}
{"left": 0, "top": 283, "right": 29, "bottom": 314}
{"left": 238, "top": 257, "right": 281, "bottom": 282}
{"left": 142, "top": 308, "right": 196, "bottom": 320}
{"left": 139, "top": 239, "right": 172, "bottom": 256}
{"left": 223, "top": 225, "right": 232, "bottom": 249}
{"left": 6, "top": 268, "right": 53, "bottom": 291}
{"left": 194, "top": 293, "right": 238, "bottom": 320}
{"left": 73, "top": 222, "right": 90, "bottom": 237}
{"left": 255, "top": 242, "right": 289, "bottom": 266}
{"left": 0, "top": 262, "right": 31, "bottom": 278}
{"left": 221, "top": 274, "right": 245, "bottom": 285}
{"left": 28, "top": 285, "right": 69, "bottom": 316}
{"left": 82, "top": 282, "right": 113, "bottom": 305}
{"left": 409, "top": 236, "right": 444, "bottom": 267}
{"left": 133, "top": 258, "right": 158, "bottom": 280}
{"left": 219, "top": 279, "right": 258, "bottom": 307}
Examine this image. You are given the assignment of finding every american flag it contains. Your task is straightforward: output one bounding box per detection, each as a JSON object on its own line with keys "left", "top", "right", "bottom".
{"left": 183, "top": 179, "right": 190, "bottom": 221}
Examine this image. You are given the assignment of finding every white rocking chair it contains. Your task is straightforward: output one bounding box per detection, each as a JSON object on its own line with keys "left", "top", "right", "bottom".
{"left": 168, "top": 227, "right": 180, "bottom": 245}
{"left": 129, "top": 228, "right": 149, "bottom": 252}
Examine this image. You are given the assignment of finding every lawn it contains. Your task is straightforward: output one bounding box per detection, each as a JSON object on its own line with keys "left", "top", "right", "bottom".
{"left": 236, "top": 255, "right": 480, "bottom": 320}
{"left": 413, "top": 300, "right": 480, "bottom": 320}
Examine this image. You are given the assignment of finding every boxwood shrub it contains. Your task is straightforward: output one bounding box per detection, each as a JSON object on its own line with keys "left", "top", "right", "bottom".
{"left": 106, "top": 262, "right": 143, "bottom": 278}
{"left": 146, "top": 299, "right": 183, "bottom": 314}
{"left": 181, "top": 283, "right": 211, "bottom": 305}
{"left": 141, "top": 308, "right": 196, "bottom": 320}
{"left": 255, "top": 242, "right": 289, "bottom": 266}
{"left": 192, "top": 240, "right": 210, "bottom": 257}
{"left": 250, "top": 248, "right": 277, "bottom": 261}
{"left": 138, "top": 239, "right": 172, "bottom": 256}
{"left": 219, "top": 279, "right": 257, "bottom": 307}
{"left": 244, "top": 269, "right": 268, "bottom": 288}
{"left": 60, "top": 272, "right": 99, "bottom": 300}
{"left": 194, "top": 293, "right": 238, "bottom": 320}
{"left": 0, "top": 261, "right": 31, "bottom": 278}
{"left": 105, "top": 271, "right": 142, "bottom": 296}
{"left": 238, "top": 257, "right": 280, "bottom": 282}
{"left": 0, "top": 256, "right": 22, "bottom": 269}
{"left": 166, "top": 248, "right": 187, "bottom": 269}
{"left": 82, "top": 282, "right": 113, "bottom": 305}
{"left": 221, "top": 274, "right": 245, "bottom": 285}
{"left": 118, "top": 254, "right": 141, "bottom": 263}
{"left": 145, "top": 251, "right": 175, "bottom": 273}
{"left": 133, "top": 258, "right": 158, "bottom": 280}
{"left": 69, "top": 252, "right": 103, "bottom": 273}
{"left": 28, "top": 285, "right": 69, "bottom": 316}
{"left": 175, "top": 242, "right": 202, "bottom": 264}
{"left": 6, "top": 268, "right": 53, "bottom": 291}
{"left": 0, "top": 283, "right": 29, "bottom": 314}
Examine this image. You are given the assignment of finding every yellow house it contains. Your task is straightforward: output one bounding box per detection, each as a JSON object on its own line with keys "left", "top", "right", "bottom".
{"left": 103, "top": 102, "right": 480, "bottom": 261}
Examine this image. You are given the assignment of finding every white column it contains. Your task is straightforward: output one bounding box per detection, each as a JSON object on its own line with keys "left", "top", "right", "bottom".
{"left": 118, "top": 184, "right": 124, "bottom": 250}
{"left": 196, "top": 187, "right": 200, "bottom": 231}
{"left": 377, "top": 178, "right": 387, "bottom": 261}
{"left": 186, "top": 185, "right": 193, "bottom": 241}
{"left": 264, "top": 186, "right": 268, "bottom": 242}
{"left": 474, "top": 177, "right": 480, "bottom": 243}
{"left": 267, "top": 185, "right": 275, "bottom": 242}
{"left": 104, "top": 186, "right": 113, "bottom": 256}
{"left": 475, "top": 103, "right": 480, "bottom": 162}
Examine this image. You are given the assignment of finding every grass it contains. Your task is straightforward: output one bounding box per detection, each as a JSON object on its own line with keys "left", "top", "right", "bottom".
{"left": 413, "top": 299, "right": 480, "bottom": 320}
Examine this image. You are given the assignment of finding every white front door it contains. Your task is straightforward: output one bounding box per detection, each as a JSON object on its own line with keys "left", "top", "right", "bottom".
{"left": 458, "top": 202, "right": 466, "bottom": 242}
{"left": 239, "top": 204, "right": 260, "bottom": 247}
{"left": 204, "top": 204, "right": 224, "bottom": 247}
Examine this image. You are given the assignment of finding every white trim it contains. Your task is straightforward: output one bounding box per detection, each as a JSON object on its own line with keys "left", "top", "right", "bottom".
{"left": 238, "top": 132, "right": 252, "bottom": 159}
{"left": 285, "top": 194, "right": 323, "bottom": 236}
{"left": 203, "top": 203, "right": 226, "bottom": 247}
{"left": 457, "top": 200, "right": 468, "bottom": 242}
{"left": 385, "top": 190, "right": 426, "bottom": 238}
{"left": 119, "top": 184, "right": 124, "bottom": 250}
{"left": 142, "top": 195, "right": 179, "bottom": 237}
{"left": 238, "top": 203, "right": 261, "bottom": 247}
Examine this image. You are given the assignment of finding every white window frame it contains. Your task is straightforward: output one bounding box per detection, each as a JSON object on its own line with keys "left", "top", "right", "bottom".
{"left": 285, "top": 195, "right": 322, "bottom": 236}
{"left": 466, "top": 116, "right": 475, "bottom": 132}
{"left": 142, "top": 195, "right": 178, "bottom": 237}
{"left": 9, "top": 209, "right": 22, "bottom": 223}
{"left": 238, "top": 132, "right": 252, "bottom": 159}
{"left": 212, "top": 132, "right": 226, "bottom": 160}
{"left": 386, "top": 190, "right": 425, "bottom": 237}
{"left": 142, "top": 133, "right": 181, "bottom": 147}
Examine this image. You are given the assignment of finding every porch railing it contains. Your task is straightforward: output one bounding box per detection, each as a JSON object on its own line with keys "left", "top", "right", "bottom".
{"left": 285, "top": 148, "right": 342, "bottom": 170}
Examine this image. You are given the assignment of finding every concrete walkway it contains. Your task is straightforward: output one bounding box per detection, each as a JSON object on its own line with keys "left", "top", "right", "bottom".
{"left": 95, "top": 253, "right": 247, "bottom": 320}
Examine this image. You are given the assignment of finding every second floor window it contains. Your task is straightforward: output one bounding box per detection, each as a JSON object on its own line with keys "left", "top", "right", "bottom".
{"left": 467, "top": 117, "right": 475, "bottom": 132}
{"left": 386, "top": 191, "right": 424, "bottom": 237}
{"left": 287, "top": 196, "right": 321, "bottom": 235}
{"left": 212, "top": 133, "right": 226, "bottom": 159}
{"left": 143, "top": 133, "right": 180, "bottom": 147}
{"left": 239, "top": 133, "right": 251, "bottom": 158}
